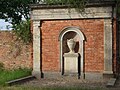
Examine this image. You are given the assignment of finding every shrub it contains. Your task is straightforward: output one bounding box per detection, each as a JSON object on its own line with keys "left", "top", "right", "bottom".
{"left": 13, "top": 20, "right": 32, "bottom": 44}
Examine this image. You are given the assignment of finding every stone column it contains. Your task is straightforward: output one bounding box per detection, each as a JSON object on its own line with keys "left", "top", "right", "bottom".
{"left": 32, "top": 20, "right": 41, "bottom": 79}
{"left": 104, "top": 19, "right": 113, "bottom": 74}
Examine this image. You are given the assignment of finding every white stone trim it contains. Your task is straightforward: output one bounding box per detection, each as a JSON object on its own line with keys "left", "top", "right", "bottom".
{"left": 104, "top": 19, "right": 113, "bottom": 74}
{"left": 31, "top": 7, "right": 112, "bottom": 20}
{"left": 32, "top": 20, "right": 41, "bottom": 79}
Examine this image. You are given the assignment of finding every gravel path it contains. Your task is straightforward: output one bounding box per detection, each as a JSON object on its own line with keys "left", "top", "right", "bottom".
{"left": 20, "top": 75, "right": 120, "bottom": 90}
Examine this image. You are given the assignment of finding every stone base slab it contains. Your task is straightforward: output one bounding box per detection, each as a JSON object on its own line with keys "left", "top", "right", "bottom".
{"left": 85, "top": 72, "right": 114, "bottom": 81}
{"left": 85, "top": 72, "right": 103, "bottom": 81}
{"left": 32, "top": 71, "right": 42, "bottom": 79}
{"left": 103, "top": 74, "right": 114, "bottom": 79}
{"left": 40, "top": 71, "right": 113, "bottom": 81}
{"left": 63, "top": 53, "right": 79, "bottom": 74}
{"left": 42, "top": 72, "right": 61, "bottom": 79}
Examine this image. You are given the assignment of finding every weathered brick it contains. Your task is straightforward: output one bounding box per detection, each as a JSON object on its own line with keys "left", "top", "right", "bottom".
{"left": 0, "top": 31, "right": 32, "bottom": 70}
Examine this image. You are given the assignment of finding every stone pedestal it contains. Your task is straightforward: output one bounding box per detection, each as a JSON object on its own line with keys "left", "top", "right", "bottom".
{"left": 63, "top": 53, "right": 80, "bottom": 78}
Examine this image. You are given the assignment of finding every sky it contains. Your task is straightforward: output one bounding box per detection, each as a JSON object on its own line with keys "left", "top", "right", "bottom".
{"left": 0, "top": 19, "right": 12, "bottom": 30}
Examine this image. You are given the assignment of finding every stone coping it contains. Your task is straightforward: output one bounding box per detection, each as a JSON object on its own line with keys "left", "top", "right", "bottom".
{"left": 30, "top": 1, "right": 115, "bottom": 9}
{"left": 6, "top": 75, "right": 35, "bottom": 86}
{"left": 106, "top": 78, "right": 117, "bottom": 87}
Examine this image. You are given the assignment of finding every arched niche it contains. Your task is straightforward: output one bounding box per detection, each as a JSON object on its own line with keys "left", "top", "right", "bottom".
{"left": 59, "top": 26, "right": 85, "bottom": 77}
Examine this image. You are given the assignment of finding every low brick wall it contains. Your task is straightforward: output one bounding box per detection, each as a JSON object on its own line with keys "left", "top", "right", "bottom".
{"left": 0, "top": 31, "right": 32, "bottom": 70}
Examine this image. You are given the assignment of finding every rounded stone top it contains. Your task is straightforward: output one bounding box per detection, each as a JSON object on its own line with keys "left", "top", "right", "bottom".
{"left": 58, "top": 26, "right": 85, "bottom": 41}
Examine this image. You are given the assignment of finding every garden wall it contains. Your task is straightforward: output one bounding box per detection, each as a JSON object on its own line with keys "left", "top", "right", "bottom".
{"left": 0, "top": 31, "right": 32, "bottom": 70}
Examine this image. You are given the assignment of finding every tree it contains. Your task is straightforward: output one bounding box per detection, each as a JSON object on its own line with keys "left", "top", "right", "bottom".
{"left": 13, "top": 20, "right": 32, "bottom": 44}
{"left": 0, "top": 0, "right": 116, "bottom": 43}
{"left": 0, "top": 0, "right": 87, "bottom": 44}
{"left": 0, "top": 0, "right": 32, "bottom": 24}
{"left": 0, "top": 0, "right": 87, "bottom": 25}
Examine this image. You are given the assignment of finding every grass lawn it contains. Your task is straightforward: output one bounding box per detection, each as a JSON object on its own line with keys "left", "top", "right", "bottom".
{"left": 0, "top": 68, "right": 32, "bottom": 86}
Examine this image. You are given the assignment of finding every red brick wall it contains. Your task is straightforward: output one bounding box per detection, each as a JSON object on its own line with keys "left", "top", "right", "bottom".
{"left": 0, "top": 31, "right": 32, "bottom": 70}
{"left": 41, "top": 19, "right": 107, "bottom": 72}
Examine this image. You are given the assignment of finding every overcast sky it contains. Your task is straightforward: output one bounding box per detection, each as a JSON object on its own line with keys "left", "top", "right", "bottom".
{"left": 0, "top": 19, "right": 12, "bottom": 30}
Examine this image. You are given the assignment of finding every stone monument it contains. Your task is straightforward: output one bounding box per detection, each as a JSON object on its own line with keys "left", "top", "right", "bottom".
{"left": 63, "top": 39, "right": 80, "bottom": 78}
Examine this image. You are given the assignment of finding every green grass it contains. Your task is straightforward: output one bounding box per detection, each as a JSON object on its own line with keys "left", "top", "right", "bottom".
{"left": 0, "top": 68, "right": 32, "bottom": 86}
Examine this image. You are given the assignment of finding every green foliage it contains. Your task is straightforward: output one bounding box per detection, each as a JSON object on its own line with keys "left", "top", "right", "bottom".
{"left": 0, "top": 68, "right": 32, "bottom": 86}
{"left": 0, "top": 0, "right": 117, "bottom": 25}
{"left": 13, "top": 20, "right": 32, "bottom": 44}
{"left": 0, "top": 0, "right": 87, "bottom": 25}
{"left": 0, "top": 0, "right": 116, "bottom": 43}
{"left": 0, "top": 0, "right": 30, "bottom": 24}
{"left": 0, "top": 0, "right": 34, "bottom": 43}
{"left": 44, "top": 0, "right": 87, "bottom": 12}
